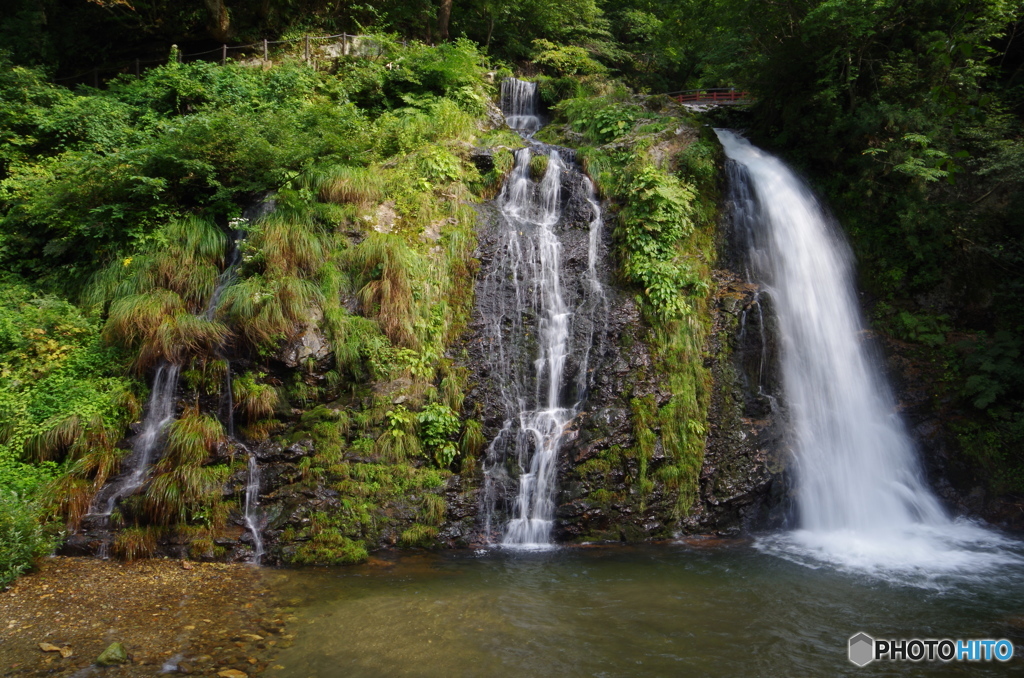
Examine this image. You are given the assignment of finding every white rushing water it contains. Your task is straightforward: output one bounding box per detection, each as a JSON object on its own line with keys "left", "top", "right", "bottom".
{"left": 480, "top": 80, "right": 611, "bottom": 548}
{"left": 717, "top": 130, "right": 1020, "bottom": 583}
{"left": 574, "top": 176, "right": 610, "bottom": 402}
{"left": 485, "top": 148, "right": 572, "bottom": 547}
{"left": 500, "top": 78, "right": 542, "bottom": 134}
{"left": 243, "top": 449, "right": 265, "bottom": 564}
{"left": 96, "top": 362, "right": 181, "bottom": 518}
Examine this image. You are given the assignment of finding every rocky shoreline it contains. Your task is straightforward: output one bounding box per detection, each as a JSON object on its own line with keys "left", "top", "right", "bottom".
{"left": 0, "top": 558, "right": 294, "bottom": 677}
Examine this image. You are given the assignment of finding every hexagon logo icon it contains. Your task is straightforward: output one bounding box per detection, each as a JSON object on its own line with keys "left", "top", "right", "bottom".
{"left": 849, "top": 632, "right": 875, "bottom": 667}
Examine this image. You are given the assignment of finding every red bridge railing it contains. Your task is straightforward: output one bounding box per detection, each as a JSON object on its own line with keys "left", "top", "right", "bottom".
{"left": 666, "top": 88, "right": 753, "bottom": 105}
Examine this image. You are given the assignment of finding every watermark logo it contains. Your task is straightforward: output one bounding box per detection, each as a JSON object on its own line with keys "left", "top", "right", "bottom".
{"left": 848, "top": 633, "right": 874, "bottom": 667}
{"left": 849, "top": 633, "right": 1015, "bottom": 666}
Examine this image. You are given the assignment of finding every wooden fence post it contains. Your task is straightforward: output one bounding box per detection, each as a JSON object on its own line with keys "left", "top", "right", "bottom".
{"left": 263, "top": 38, "right": 268, "bottom": 62}
{"left": 304, "top": 35, "right": 310, "bottom": 62}
{"left": 222, "top": 44, "right": 227, "bottom": 65}
{"left": 342, "top": 33, "right": 348, "bottom": 56}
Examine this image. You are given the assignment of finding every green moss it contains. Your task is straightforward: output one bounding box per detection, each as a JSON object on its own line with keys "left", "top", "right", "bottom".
{"left": 549, "top": 86, "right": 720, "bottom": 519}
{"left": 577, "top": 458, "right": 612, "bottom": 476}
{"left": 529, "top": 153, "right": 550, "bottom": 181}
{"left": 399, "top": 523, "right": 438, "bottom": 547}
{"left": 291, "top": 529, "right": 369, "bottom": 565}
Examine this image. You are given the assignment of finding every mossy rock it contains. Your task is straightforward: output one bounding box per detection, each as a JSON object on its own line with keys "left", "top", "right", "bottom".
{"left": 529, "top": 154, "right": 550, "bottom": 181}
{"left": 96, "top": 642, "right": 128, "bottom": 666}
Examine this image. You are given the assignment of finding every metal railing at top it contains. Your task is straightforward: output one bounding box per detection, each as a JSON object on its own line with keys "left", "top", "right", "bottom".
{"left": 49, "top": 33, "right": 404, "bottom": 87}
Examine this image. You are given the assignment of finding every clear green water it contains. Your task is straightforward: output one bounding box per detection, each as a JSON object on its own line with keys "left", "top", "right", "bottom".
{"left": 267, "top": 541, "right": 1024, "bottom": 677}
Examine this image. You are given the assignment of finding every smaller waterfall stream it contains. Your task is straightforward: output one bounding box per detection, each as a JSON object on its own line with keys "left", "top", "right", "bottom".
{"left": 717, "top": 130, "right": 1020, "bottom": 581}
{"left": 88, "top": 208, "right": 270, "bottom": 560}
{"left": 93, "top": 362, "right": 181, "bottom": 522}
{"left": 243, "top": 449, "right": 265, "bottom": 563}
{"left": 479, "top": 78, "right": 610, "bottom": 547}
{"left": 500, "top": 78, "right": 542, "bottom": 134}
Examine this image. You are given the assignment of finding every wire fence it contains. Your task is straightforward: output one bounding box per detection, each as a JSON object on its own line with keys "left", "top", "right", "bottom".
{"left": 50, "top": 33, "right": 405, "bottom": 87}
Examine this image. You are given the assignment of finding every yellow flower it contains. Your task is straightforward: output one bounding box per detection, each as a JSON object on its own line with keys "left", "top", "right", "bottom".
{"left": 122, "top": 257, "right": 133, "bottom": 267}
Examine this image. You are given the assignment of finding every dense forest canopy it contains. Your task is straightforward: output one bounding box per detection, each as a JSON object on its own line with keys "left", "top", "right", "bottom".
{"left": 1, "top": 0, "right": 1023, "bottom": 577}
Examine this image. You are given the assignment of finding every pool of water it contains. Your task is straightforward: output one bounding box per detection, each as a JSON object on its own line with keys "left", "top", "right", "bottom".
{"left": 266, "top": 539, "right": 1024, "bottom": 677}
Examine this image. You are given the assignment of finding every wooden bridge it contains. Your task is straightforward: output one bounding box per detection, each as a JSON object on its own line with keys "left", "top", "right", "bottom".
{"left": 668, "top": 88, "right": 753, "bottom": 106}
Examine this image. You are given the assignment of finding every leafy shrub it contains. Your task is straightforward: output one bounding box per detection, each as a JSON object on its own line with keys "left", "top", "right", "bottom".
{"left": 0, "top": 281, "right": 134, "bottom": 497}
{"left": 959, "top": 331, "right": 1024, "bottom": 411}
{"left": 532, "top": 39, "right": 607, "bottom": 76}
{"left": 417, "top": 403, "right": 460, "bottom": 468}
{"left": 0, "top": 492, "right": 58, "bottom": 589}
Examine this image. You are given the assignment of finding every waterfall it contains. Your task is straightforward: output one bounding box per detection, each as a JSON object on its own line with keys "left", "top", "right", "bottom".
{"left": 717, "top": 130, "right": 1019, "bottom": 580}
{"left": 478, "top": 85, "right": 611, "bottom": 546}
{"left": 93, "top": 362, "right": 181, "bottom": 519}
{"left": 501, "top": 78, "right": 542, "bottom": 134}
{"left": 243, "top": 449, "right": 265, "bottom": 564}
{"left": 480, "top": 148, "right": 571, "bottom": 547}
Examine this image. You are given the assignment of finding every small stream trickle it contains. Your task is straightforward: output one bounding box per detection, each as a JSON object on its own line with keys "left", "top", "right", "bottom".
{"left": 92, "top": 362, "right": 181, "bottom": 526}
{"left": 243, "top": 449, "right": 265, "bottom": 563}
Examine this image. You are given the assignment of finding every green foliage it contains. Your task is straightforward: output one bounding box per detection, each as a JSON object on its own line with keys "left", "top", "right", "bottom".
{"left": 552, "top": 90, "right": 717, "bottom": 516}
{"left": 954, "top": 415, "right": 1024, "bottom": 495}
{"left": 349, "top": 233, "right": 422, "bottom": 349}
{"left": 0, "top": 491, "right": 58, "bottom": 589}
{"left": 232, "top": 372, "right": 280, "bottom": 429}
{"left": 0, "top": 38, "right": 496, "bottom": 562}
{"left": 959, "top": 332, "right": 1024, "bottom": 411}
{"left": 529, "top": 154, "right": 550, "bottom": 182}
{"left": 399, "top": 523, "right": 438, "bottom": 547}
{"left": 417, "top": 403, "right": 460, "bottom": 468}
{"left": 143, "top": 410, "right": 229, "bottom": 527}
{"left": 0, "top": 58, "right": 371, "bottom": 289}
{"left": 292, "top": 529, "right": 369, "bottom": 565}
{"left": 532, "top": 39, "right": 607, "bottom": 77}
{"left": 421, "top": 493, "right": 447, "bottom": 526}
{"left": 0, "top": 281, "right": 134, "bottom": 498}
{"left": 562, "top": 97, "right": 648, "bottom": 144}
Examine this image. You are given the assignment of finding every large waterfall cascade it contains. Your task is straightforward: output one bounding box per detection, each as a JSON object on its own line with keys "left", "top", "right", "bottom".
{"left": 480, "top": 79, "right": 608, "bottom": 547}
{"left": 717, "top": 130, "right": 1019, "bottom": 578}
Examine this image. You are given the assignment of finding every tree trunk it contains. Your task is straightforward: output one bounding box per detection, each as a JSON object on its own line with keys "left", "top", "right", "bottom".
{"left": 437, "top": 0, "right": 452, "bottom": 42}
{"left": 203, "top": 0, "right": 231, "bottom": 43}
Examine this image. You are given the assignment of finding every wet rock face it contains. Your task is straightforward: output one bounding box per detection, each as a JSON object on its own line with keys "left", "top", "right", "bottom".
{"left": 550, "top": 295, "right": 676, "bottom": 543}
{"left": 685, "top": 270, "right": 790, "bottom": 534}
{"left": 462, "top": 157, "right": 792, "bottom": 543}
{"left": 462, "top": 158, "right": 659, "bottom": 542}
